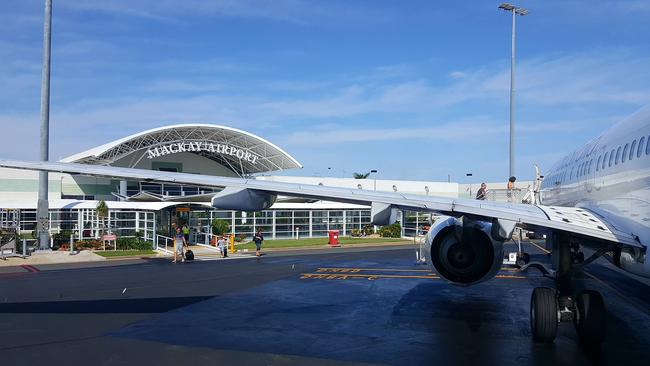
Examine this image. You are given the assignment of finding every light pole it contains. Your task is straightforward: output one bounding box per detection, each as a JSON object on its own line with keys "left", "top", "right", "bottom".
{"left": 37, "top": 0, "right": 53, "bottom": 250}
{"left": 498, "top": 3, "right": 528, "bottom": 179}
{"left": 370, "top": 169, "right": 378, "bottom": 191}
{"left": 466, "top": 173, "right": 473, "bottom": 198}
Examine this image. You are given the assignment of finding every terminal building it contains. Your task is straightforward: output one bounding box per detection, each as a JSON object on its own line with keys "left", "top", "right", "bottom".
{"left": 0, "top": 124, "right": 523, "bottom": 247}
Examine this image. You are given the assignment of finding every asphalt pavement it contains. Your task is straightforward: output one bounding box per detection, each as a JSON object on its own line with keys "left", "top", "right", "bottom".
{"left": 0, "top": 243, "right": 649, "bottom": 365}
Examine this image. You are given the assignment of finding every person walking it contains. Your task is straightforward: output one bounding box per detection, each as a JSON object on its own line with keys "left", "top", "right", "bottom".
{"left": 253, "top": 230, "right": 264, "bottom": 257}
{"left": 475, "top": 182, "right": 488, "bottom": 200}
{"left": 173, "top": 227, "right": 187, "bottom": 263}
{"left": 217, "top": 236, "right": 228, "bottom": 258}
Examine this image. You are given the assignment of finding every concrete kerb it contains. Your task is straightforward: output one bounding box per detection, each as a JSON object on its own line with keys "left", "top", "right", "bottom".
{"left": 235, "top": 241, "right": 413, "bottom": 253}
{"left": 0, "top": 250, "right": 107, "bottom": 267}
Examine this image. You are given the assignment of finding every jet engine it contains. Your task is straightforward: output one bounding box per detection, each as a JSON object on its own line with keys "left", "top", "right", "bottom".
{"left": 613, "top": 247, "right": 650, "bottom": 278}
{"left": 211, "top": 187, "right": 276, "bottom": 211}
{"left": 424, "top": 216, "right": 505, "bottom": 286}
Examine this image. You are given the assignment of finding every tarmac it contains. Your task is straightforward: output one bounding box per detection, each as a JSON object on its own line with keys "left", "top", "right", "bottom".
{"left": 0, "top": 242, "right": 648, "bottom": 365}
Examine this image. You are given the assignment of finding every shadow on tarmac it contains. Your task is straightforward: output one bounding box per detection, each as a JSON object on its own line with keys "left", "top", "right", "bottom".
{"left": 0, "top": 296, "right": 212, "bottom": 313}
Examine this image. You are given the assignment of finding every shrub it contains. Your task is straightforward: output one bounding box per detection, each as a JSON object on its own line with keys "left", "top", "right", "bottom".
{"left": 53, "top": 230, "right": 73, "bottom": 245}
{"left": 116, "top": 237, "right": 152, "bottom": 250}
{"left": 378, "top": 221, "right": 402, "bottom": 238}
{"left": 211, "top": 219, "right": 230, "bottom": 236}
{"left": 362, "top": 225, "right": 374, "bottom": 236}
{"left": 234, "top": 233, "right": 246, "bottom": 242}
{"left": 75, "top": 240, "right": 103, "bottom": 250}
{"left": 350, "top": 229, "right": 361, "bottom": 237}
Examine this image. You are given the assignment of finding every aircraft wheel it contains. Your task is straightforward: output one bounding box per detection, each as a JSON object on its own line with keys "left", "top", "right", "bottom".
{"left": 574, "top": 290, "right": 605, "bottom": 346}
{"left": 517, "top": 252, "right": 531, "bottom": 267}
{"left": 531, "top": 287, "right": 558, "bottom": 342}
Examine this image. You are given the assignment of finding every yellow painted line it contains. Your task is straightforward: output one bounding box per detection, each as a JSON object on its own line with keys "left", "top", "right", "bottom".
{"left": 301, "top": 273, "right": 527, "bottom": 280}
{"left": 527, "top": 241, "right": 551, "bottom": 254}
{"left": 317, "top": 267, "right": 523, "bottom": 274}
{"left": 316, "top": 267, "right": 432, "bottom": 273}
{"left": 301, "top": 273, "right": 440, "bottom": 280}
{"left": 495, "top": 274, "right": 527, "bottom": 279}
{"left": 499, "top": 267, "right": 520, "bottom": 272}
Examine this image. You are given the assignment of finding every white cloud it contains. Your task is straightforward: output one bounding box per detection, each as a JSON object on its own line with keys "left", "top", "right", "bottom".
{"left": 448, "top": 71, "right": 467, "bottom": 79}
{"left": 57, "top": 0, "right": 387, "bottom": 26}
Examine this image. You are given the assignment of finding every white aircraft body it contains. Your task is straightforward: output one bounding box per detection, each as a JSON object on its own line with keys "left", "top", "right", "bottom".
{"left": 1, "top": 106, "right": 648, "bottom": 346}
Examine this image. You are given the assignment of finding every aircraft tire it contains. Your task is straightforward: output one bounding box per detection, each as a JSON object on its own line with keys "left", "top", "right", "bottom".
{"left": 517, "top": 252, "right": 531, "bottom": 267}
{"left": 574, "top": 290, "right": 605, "bottom": 347}
{"left": 530, "top": 287, "right": 558, "bottom": 342}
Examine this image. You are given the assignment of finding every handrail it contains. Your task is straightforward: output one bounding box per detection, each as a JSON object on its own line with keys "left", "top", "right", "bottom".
{"left": 155, "top": 234, "right": 174, "bottom": 254}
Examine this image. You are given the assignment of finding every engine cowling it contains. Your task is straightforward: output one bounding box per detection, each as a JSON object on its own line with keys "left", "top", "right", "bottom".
{"left": 614, "top": 247, "right": 650, "bottom": 278}
{"left": 424, "top": 216, "right": 504, "bottom": 286}
{"left": 211, "top": 187, "right": 276, "bottom": 211}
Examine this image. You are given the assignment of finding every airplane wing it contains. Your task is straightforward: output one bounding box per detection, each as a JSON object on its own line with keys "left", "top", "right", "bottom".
{"left": 0, "top": 159, "right": 641, "bottom": 249}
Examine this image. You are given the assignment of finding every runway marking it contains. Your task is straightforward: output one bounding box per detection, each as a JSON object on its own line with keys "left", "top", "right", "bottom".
{"left": 302, "top": 269, "right": 527, "bottom": 281}
{"left": 316, "top": 267, "right": 431, "bottom": 273}
{"left": 301, "top": 273, "right": 440, "bottom": 280}
{"left": 316, "top": 267, "right": 521, "bottom": 273}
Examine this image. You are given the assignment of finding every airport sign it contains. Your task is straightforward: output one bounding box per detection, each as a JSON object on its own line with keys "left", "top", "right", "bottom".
{"left": 146, "top": 141, "right": 260, "bottom": 164}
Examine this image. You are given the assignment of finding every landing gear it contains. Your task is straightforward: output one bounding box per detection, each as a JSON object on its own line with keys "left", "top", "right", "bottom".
{"left": 530, "top": 287, "right": 558, "bottom": 342}
{"left": 574, "top": 290, "right": 605, "bottom": 346}
{"left": 526, "top": 233, "right": 607, "bottom": 345}
{"left": 516, "top": 252, "right": 531, "bottom": 267}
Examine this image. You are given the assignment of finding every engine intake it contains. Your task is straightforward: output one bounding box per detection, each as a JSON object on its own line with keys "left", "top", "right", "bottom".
{"left": 424, "top": 216, "right": 504, "bottom": 286}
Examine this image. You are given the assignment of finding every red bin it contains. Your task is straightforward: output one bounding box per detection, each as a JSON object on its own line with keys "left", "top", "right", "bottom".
{"left": 328, "top": 230, "right": 340, "bottom": 246}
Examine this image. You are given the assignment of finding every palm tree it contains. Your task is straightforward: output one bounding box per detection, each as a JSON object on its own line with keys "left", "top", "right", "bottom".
{"left": 96, "top": 200, "right": 109, "bottom": 237}
{"left": 353, "top": 172, "right": 370, "bottom": 179}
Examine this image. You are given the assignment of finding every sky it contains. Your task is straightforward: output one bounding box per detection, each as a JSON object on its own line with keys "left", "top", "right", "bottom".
{"left": 1, "top": 0, "right": 650, "bottom": 183}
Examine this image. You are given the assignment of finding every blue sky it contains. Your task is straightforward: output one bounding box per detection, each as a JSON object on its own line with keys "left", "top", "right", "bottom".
{"left": 2, "top": 0, "right": 650, "bottom": 183}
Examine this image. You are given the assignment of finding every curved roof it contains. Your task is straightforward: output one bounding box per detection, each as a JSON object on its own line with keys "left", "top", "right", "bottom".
{"left": 60, "top": 124, "right": 302, "bottom": 175}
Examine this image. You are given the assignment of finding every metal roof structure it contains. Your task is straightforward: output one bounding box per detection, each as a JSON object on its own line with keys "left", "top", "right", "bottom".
{"left": 60, "top": 124, "right": 302, "bottom": 176}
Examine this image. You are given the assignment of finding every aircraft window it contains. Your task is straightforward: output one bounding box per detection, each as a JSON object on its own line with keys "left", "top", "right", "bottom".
{"left": 596, "top": 155, "right": 601, "bottom": 171}
{"left": 603, "top": 152, "right": 609, "bottom": 169}
{"left": 622, "top": 143, "right": 629, "bottom": 163}
{"left": 630, "top": 140, "right": 637, "bottom": 160}
{"left": 638, "top": 136, "right": 646, "bottom": 158}
{"left": 615, "top": 146, "right": 621, "bottom": 165}
{"left": 609, "top": 149, "right": 615, "bottom": 167}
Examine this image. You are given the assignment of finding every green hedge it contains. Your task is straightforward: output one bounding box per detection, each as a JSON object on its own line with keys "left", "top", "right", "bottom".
{"left": 378, "top": 221, "right": 402, "bottom": 238}
{"left": 116, "top": 237, "right": 153, "bottom": 250}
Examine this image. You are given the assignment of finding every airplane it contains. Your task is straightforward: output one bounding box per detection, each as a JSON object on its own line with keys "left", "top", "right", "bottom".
{"left": 0, "top": 105, "right": 648, "bottom": 346}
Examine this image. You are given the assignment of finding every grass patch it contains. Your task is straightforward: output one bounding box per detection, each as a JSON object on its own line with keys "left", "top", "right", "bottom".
{"left": 235, "top": 237, "right": 408, "bottom": 250}
{"left": 94, "top": 250, "right": 156, "bottom": 258}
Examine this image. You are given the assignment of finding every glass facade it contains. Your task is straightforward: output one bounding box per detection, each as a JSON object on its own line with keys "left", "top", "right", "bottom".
{"left": 185, "top": 208, "right": 377, "bottom": 240}
{"left": 0, "top": 207, "right": 427, "bottom": 246}
{"left": 1, "top": 208, "right": 155, "bottom": 242}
